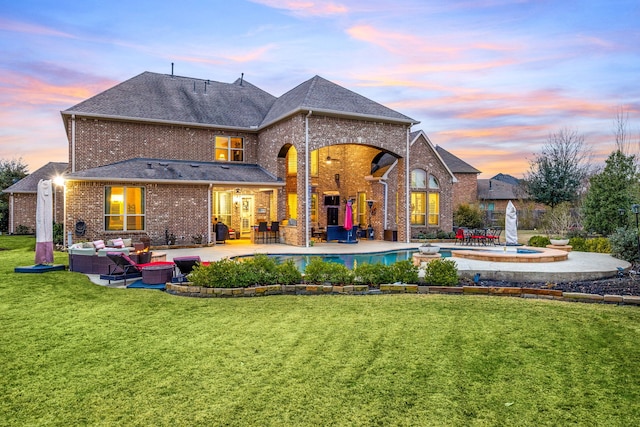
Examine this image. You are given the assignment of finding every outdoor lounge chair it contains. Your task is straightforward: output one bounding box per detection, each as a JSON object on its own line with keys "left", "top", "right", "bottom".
{"left": 102, "top": 252, "right": 174, "bottom": 286}
{"left": 172, "top": 256, "right": 202, "bottom": 283}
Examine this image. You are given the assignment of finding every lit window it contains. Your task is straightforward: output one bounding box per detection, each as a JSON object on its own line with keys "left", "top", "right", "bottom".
{"left": 105, "top": 186, "right": 145, "bottom": 231}
{"left": 287, "top": 147, "right": 298, "bottom": 175}
{"left": 410, "top": 192, "right": 426, "bottom": 226}
{"left": 428, "top": 193, "right": 439, "bottom": 225}
{"left": 288, "top": 193, "right": 297, "bottom": 219}
{"left": 215, "top": 136, "right": 243, "bottom": 162}
{"left": 411, "top": 169, "right": 426, "bottom": 189}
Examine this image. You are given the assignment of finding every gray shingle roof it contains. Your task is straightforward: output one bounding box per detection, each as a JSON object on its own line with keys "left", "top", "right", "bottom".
{"left": 434, "top": 145, "right": 481, "bottom": 174}
{"left": 65, "top": 158, "right": 283, "bottom": 186}
{"left": 261, "top": 75, "right": 416, "bottom": 126}
{"left": 478, "top": 179, "right": 527, "bottom": 200}
{"left": 64, "top": 72, "right": 277, "bottom": 128}
{"left": 64, "top": 72, "right": 416, "bottom": 129}
{"left": 3, "top": 162, "right": 68, "bottom": 194}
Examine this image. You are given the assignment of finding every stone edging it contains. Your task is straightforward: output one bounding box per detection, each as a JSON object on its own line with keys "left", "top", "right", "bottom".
{"left": 165, "top": 283, "right": 640, "bottom": 305}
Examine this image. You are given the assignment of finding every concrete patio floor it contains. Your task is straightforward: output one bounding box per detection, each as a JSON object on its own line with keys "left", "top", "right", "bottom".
{"left": 87, "top": 239, "right": 631, "bottom": 288}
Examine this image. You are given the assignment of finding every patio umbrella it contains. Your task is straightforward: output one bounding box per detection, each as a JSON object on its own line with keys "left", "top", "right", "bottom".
{"left": 344, "top": 200, "right": 353, "bottom": 241}
{"left": 505, "top": 200, "right": 518, "bottom": 246}
{"left": 35, "top": 179, "right": 54, "bottom": 264}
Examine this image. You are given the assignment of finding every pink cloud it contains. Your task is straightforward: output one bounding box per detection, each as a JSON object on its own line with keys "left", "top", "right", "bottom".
{"left": 249, "top": 0, "right": 348, "bottom": 16}
{"left": 0, "top": 17, "right": 74, "bottom": 38}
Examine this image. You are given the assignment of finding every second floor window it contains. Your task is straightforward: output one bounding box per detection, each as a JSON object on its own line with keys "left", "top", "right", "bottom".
{"left": 215, "top": 136, "right": 243, "bottom": 162}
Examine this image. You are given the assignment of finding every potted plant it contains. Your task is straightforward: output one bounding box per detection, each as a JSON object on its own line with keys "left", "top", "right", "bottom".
{"left": 418, "top": 241, "right": 441, "bottom": 254}
{"left": 544, "top": 203, "right": 572, "bottom": 246}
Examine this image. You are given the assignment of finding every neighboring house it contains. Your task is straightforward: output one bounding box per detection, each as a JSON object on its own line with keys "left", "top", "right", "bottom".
{"left": 3, "top": 162, "right": 67, "bottom": 234}
{"left": 10, "top": 71, "right": 466, "bottom": 246}
{"left": 435, "top": 145, "right": 481, "bottom": 208}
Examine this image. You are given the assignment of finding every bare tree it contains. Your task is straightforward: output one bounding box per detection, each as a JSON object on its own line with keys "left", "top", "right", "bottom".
{"left": 525, "top": 129, "right": 592, "bottom": 209}
{"left": 614, "top": 106, "right": 632, "bottom": 154}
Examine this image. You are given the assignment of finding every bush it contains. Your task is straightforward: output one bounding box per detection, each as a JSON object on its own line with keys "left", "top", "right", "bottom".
{"left": 53, "top": 222, "right": 64, "bottom": 246}
{"left": 568, "top": 236, "right": 587, "bottom": 251}
{"left": 584, "top": 237, "right": 611, "bottom": 254}
{"left": 15, "top": 224, "right": 31, "bottom": 235}
{"left": 389, "top": 260, "right": 419, "bottom": 284}
{"left": 354, "top": 263, "right": 394, "bottom": 286}
{"left": 454, "top": 204, "right": 484, "bottom": 229}
{"left": 354, "top": 260, "right": 419, "bottom": 286}
{"left": 609, "top": 227, "right": 638, "bottom": 263}
{"left": 276, "top": 259, "right": 303, "bottom": 286}
{"left": 304, "top": 258, "right": 354, "bottom": 285}
{"left": 528, "top": 235, "right": 551, "bottom": 247}
{"left": 423, "top": 258, "right": 458, "bottom": 286}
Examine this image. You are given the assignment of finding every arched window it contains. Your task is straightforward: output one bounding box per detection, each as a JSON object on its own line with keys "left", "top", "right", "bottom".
{"left": 429, "top": 175, "right": 439, "bottom": 189}
{"left": 411, "top": 169, "right": 426, "bottom": 189}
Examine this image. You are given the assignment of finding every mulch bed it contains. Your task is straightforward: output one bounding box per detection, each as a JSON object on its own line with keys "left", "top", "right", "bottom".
{"left": 464, "top": 275, "right": 640, "bottom": 296}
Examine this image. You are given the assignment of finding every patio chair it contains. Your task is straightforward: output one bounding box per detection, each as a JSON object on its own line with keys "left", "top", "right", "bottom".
{"left": 471, "top": 229, "right": 487, "bottom": 246}
{"left": 172, "top": 256, "right": 202, "bottom": 283}
{"left": 257, "top": 222, "right": 268, "bottom": 243}
{"left": 486, "top": 227, "right": 502, "bottom": 245}
{"left": 454, "top": 228, "right": 466, "bottom": 245}
{"left": 269, "top": 221, "right": 280, "bottom": 243}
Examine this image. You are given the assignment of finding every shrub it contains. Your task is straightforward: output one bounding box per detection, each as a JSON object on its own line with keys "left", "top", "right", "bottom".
{"left": 303, "top": 258, "right": 354, "bottom": 285}
{"left": 528, "top": 235, "right": 551, "bottom": 247}
{"left": 423, "top": 258, "right": 458, "bottom": 286}
{"left": 53, "top": 222, "right": 64, "bottom": 246}
{"left": 454, "top": 204, "right": 484, "bottom": 229}
{"left": 568, "top": 236, "right": 587, "bottom": 252}
{"left": 241, "top": 254, "right": 278, "bottom": 285}
{"left": 276, "top": 259, "right": 303, "bottom": 286}
{"left": 389, "top": 260, "right": 419, "bottom": 284}
{"left": 15, "top": 224, "right": 31, "bottom": 235}
{"left": 584, "top": 237, "right": 611, "bottom": 254}
{"left": 354, "top": 263, "right": 393, "bottom": 286}
{"left": 609, "top": 227, "right": 638, "bottom": 263}
{"left": 303, "top": 257, "right": 332, "bottom": 284}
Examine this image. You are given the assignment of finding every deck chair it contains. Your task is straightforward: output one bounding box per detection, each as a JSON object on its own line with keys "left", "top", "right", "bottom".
{"left": 104, "top": 252, "right": 144, "bottom": 286}
{"left": 455, "top": 228, "right": 466, "bottom": 245}
{"left": 172, "top": 256, "right": 202, "bottom": 283}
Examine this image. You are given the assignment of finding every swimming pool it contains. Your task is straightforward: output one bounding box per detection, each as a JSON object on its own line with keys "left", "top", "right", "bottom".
{"left": 238, "top": 249, "right": 421, "bottom": 271}
{"left": 237, "top": 247, "right": 545, "bottom": 271}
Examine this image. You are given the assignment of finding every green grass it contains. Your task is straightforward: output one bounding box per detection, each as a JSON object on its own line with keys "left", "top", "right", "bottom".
{"left": 2, "top": 235, "right": 640, "bottom": 426}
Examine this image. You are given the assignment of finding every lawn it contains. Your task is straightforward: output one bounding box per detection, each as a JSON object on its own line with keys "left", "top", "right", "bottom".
{"left": 2, "top": 235, "right": 640, "bottom": 426}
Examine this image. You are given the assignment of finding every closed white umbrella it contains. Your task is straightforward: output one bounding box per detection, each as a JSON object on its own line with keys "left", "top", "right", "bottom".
{"left": 35, "top": 179, "right": 54, "bottom": 264}
{"left": 505, "top": 200, "right": 518, "bottom": 246}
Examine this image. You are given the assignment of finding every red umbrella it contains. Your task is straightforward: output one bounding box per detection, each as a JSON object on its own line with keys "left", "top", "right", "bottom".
{"left": 344, "top": 200, "right": 353, "bottom": 231}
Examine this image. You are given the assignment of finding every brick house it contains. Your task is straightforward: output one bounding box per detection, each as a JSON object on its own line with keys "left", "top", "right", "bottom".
{"left": 3, "top": 162, "right": 67, "bottom": 234}
{"left": 434, "top": 145, "right": 481, "bottom": 208}
{"left": 10, "top": 71, "right": 463, "bottom": 246}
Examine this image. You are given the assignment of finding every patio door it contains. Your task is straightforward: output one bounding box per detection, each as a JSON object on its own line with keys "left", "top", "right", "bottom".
{"left": 240, "top": 196, "right": 254, "bottom": 238}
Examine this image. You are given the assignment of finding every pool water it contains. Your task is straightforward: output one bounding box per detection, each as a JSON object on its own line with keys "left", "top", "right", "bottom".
{"left": 238, "top": 247, "right": 541, "bottom": 271}
{"left": 241, "top": 249, "right": 423, "bottom": 271}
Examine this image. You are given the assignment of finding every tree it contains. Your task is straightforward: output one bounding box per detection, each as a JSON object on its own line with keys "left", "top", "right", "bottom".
{"left": 583, "top": 150, "right": 637, "bottom": 235}
{"left": 524, "top": 129, "right": 591, "bottom": 209}
{"left": 0, "top": 158, "right": 29, "bottom": 232}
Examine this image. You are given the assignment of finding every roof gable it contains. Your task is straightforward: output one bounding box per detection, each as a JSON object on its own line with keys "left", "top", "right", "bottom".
{"left": 409, "top": 130, "right": 457, "bottom": 182}
{"left": 262, "top": 75, "right": 416, "bottom": 126}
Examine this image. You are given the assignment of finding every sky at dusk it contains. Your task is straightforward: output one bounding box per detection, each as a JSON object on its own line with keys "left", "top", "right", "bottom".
{"left": 1, "top": 0, "right": 639, "bottom": 178}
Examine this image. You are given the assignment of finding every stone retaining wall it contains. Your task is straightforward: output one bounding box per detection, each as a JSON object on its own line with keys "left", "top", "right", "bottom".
{"left": 165, "top": 283, "right": 640, "bottom": 305}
